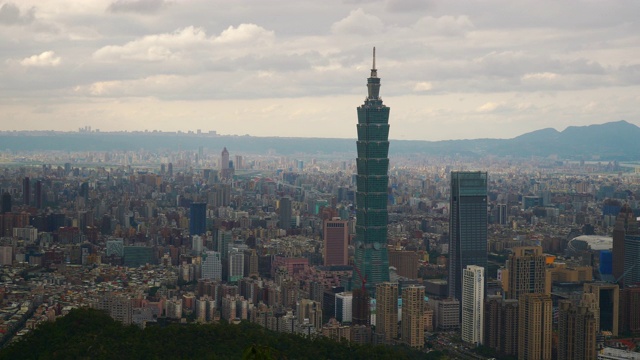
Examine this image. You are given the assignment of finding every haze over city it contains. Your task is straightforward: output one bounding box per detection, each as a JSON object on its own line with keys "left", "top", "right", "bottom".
{"left": 1, "top": 0, "right": 639, "bottom": 140}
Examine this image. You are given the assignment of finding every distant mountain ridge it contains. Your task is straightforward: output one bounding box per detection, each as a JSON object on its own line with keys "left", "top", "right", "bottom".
{"left": 0, "top": 120, "right": 638, "bottom": 160}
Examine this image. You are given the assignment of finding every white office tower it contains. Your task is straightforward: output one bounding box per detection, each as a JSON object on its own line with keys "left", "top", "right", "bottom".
{"left": 228, "top": 248, "right": 245, "bottom": 283}
{"left": 192, "top": 235, "right": 203, "bottom": 254}
{"left": 335, "top": 292, "right": 353, "bottom": 323}
{"left": 201, "top": 251, "right": 222, "bottom": 281}
{"left": 462, "top": 265, "right": 484, "bottom": 346}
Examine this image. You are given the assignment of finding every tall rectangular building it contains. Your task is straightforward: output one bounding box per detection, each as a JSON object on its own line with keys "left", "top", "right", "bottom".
{"left": 279, "top": 197, "right": 292, "bottom": 231}
{"left": 583, "top": 282, "right": 619, "bottom": 336}
{"left": 484, "top": 295, "right": 518, "bottom": 357}
{"left": 401, "top": 285, "right": 425, "bottom": 349}
{"left": 612, "top": 204, "right": 637, "bottom": 285}
{"left": 335, "top": 292, "right": 353, "bottom": 323}
{"left": 353, "top": 48, "right": 390, "bottom": 292}
{"left": 189, "top": 202, "right": 207, "bottom": 236}
{"left": 323, "top": 218, "right": 348, "bottom": 266}
{"left": 506, "top": 246, "right": 547, "bottom": 300}
{"left": 201, "top": 251, "right": 222, "bottom": 281}
{"left": 375, "top": 282, "right": 398, "bottom": 342}
{"left": 228, "top": 248, "right": 244, "bottom": 283}
{"left": 557, "top": 297, "right": 597, "bottom": 360}
{"left": 22, "top": 177, "right": 30, "bottom": 206}
{"left": 620, "top": 285, "right": 640, "bottom": 335}
{"left": 448, "top": 171, "right": 488, "bottom": 302}
{"left": 462, "top": 265, "right": 484, "bottom": 346}
{"left": 518, "top": 293, "right": 552, "bottom": 360}
{"left": 624, "top": 234, "right": 640, "bottom": 286}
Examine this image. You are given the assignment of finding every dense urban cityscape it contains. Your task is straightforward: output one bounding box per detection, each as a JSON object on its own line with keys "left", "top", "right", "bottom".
{"left": 0, "top": 53, "right": 639, "bottom": 360}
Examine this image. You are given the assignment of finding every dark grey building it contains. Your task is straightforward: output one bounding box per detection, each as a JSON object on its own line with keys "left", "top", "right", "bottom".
{"left": 279, "top": 197, "right": 292, "bottom": 230}
{"left": 448, "top": 171, "right": 488, "bottom": 302}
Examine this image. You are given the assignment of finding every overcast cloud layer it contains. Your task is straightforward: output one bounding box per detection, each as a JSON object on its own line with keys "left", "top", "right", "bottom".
{"left": 1, "top": 0, "right": 639, "bottom": 140}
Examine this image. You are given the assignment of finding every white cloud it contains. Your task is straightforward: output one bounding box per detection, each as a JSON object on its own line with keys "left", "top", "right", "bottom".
{"left": 522, "top": 72, "right": 559, "bottom": 80}
{"left": 93, "top": 26, "right": 209, "bottom": 61}
{"left": 80, "top": 74, "right": 191, "bottom": 96}
{"left": 476, "top": 102, "right": 502, "bottom": 112}
{"left": 20, "top": 51, "right": 61, "bottom": 67}
{"left": 413, "top": 81, "right": 433, "bottom": 92}
{"left": 331, "top": 8, "right": 384, "bottom": 35}
{"left": 213, "top": 24, "right": 274, "bottom": 44}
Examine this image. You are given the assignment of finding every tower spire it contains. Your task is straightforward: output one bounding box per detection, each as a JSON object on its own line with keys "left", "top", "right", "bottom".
{"left": 369, "top": 46, "right": 378, "bottom": 80}
{"left": 373, "top": 47, "right": 376, "bottom": 70}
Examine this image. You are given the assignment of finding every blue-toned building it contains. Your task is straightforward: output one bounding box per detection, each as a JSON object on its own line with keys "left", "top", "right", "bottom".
{"left": 190, "top": 202, "right": 207, "bottom": 236}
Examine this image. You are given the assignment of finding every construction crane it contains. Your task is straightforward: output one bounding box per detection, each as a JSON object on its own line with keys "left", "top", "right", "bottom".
{"left": 353, "top": 263, "right": 367, "bottom": 293}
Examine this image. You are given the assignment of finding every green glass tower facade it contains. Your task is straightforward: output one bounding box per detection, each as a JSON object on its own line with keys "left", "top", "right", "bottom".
{"left": 353, "top": 48, "right": 390, "bottom": 292}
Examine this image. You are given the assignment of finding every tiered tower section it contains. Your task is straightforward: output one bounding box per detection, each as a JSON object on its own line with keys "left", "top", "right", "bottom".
{"left": 353, "top": 48, "right": 390, "bottom": 292}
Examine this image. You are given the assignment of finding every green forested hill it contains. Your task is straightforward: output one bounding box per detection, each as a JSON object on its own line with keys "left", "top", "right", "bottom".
{"left": 0, "top": 309, "right": 444, "bottom": 360}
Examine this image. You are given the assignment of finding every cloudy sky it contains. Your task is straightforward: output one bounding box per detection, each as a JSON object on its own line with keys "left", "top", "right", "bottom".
{"left": 1, "top": 0, "right": 639, "bottom": 140}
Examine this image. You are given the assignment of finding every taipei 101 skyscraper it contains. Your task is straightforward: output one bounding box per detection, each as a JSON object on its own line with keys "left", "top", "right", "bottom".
{"left": 353, "top": 48, "right": 390, "bottom": 293}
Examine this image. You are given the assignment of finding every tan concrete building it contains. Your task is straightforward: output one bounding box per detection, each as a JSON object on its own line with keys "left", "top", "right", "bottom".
{"left": 583, "top": 282, "right": 619, "bottom": 336}
{"left": 507, "top": 246, "right": 547, "bottom": 300}
{"left": 557, "top": 295, "right": 597, "bottom": 360}
{"left": 485, "top": 295, "right": 518, "bottom": 357}
{"left": 375, "top": 282, "right": 398, "bottom": 342}
{"left": 388, "top": 247, "right": 419, "bottom": 279}
{"left": 518, "top": 293, "right": 552, "bottom": 360}
{"left": 401, "top": 285, "right": 425, "bottom": 349}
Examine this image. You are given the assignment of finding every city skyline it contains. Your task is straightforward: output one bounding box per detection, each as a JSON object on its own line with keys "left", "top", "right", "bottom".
{"left": 1, "top": 0, "right": 639, "bottom": 140}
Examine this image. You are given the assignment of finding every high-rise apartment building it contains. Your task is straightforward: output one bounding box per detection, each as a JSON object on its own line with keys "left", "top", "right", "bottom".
{"left": 201, "top": 251, "right": 222, "bottom": 281}
{"left": 228, "top": 248, "right": 244, "bottom": 283}
{"left": 351, "top": 288, "right": 370, "bottom": 326}
{"left": 624, "top": 234, "right": 640, "bottom": 286}
{"left": 401, "top": 285, "right": 425, "bottom": 349}
{"left": 620, "top": 285, "right": 640, "bottom": 335}
{"left": 220, "top": 147, "right": 229, "bottom": 171}
{"left": 506, "top": 246, "right": 547, "bottom": 300}
{"left": 557, "top": 296, "right": 597, "bottom": 360}
{"left": 22, "top": 177, "right": 30, "bottom": 206}
{"left": 35, "top": 180, "right": 42, "bottom": 209}
{"left": 323, "top": 218, "right": 348, "bottom": 266}
{"left": 243, "top": 249, "right": 259, "bottom": 278}
{"left": 335, "top": 292, "right": 353, "bottom": 323}
{"left": 497, "top": 203, "right": 508, "bottom": 225}
{"left": 297, "top": 299, "right": 323, "bottom": 331}
{"left": 279, "top": 197, "right": 292, "bottom": 231}
{"left": 583, "top": 282, "right": 619, "bottom": 336}
{"left": 518, "top": 293, "right": 552, "bottom": 360}
{"left": 612, "top": 204, "right": 637, "bottom": 285}
{"left": 484, "top": 295, "right": 518, "bottom": 357}
{"left": 0, "top": 192, "right": 10, "bottom": 214}
{"left": 353, "top": 48, "right": 390, "bottom": 292}
{"left": 189, "top": 202, "right": 207, "bottom": 236}
{"left": 448, "top": 171, "right": 488, "bottom": 302}
{"left": 375, "top": 282, "right": 398, "bottom": 342}
{"left": 462, "top": 265, "right": 484, "bottom": 346}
